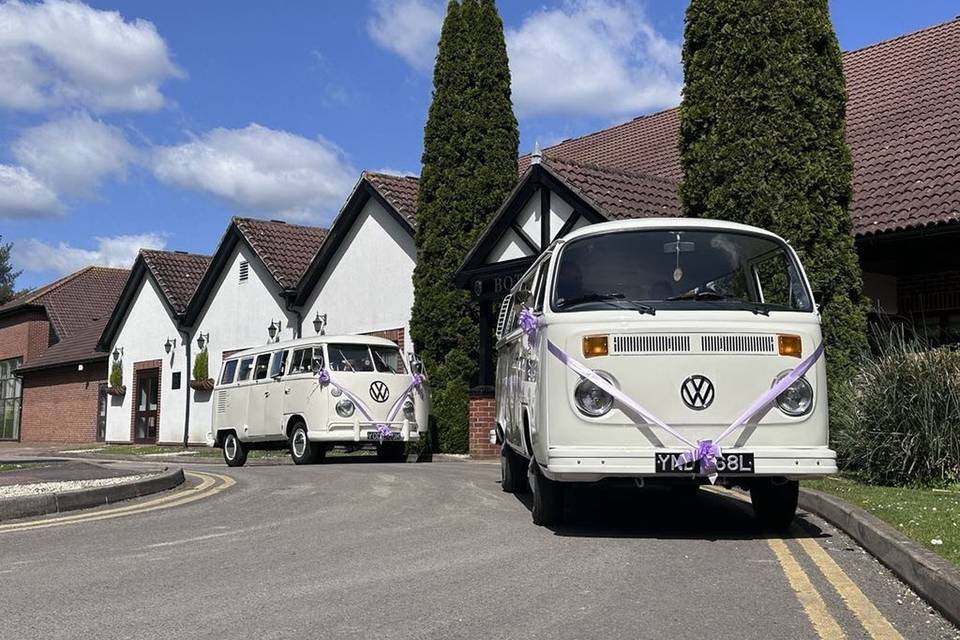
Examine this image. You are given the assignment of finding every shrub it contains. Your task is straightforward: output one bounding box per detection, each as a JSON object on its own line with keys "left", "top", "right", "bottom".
{"left": 109, "top": 359, "right": 123, "bottom": 388}
{"left": 193, "top": 348, "right": 209, "bottom": 381}
{"left": 832, "top": 330, "right": 960, "bottom": 486}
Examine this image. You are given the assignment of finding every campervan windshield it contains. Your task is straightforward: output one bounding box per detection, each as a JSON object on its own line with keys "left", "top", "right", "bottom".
{"left": 551, "top": 229, "right": 813, "bottom": 314}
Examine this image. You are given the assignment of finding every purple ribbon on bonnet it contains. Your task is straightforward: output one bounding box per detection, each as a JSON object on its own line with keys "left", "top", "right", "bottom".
{"left": 384, "top": 372, "right": 425, "bottom": 423}
{"left": 316, "top": 368, "right": 374, "bottom": 421}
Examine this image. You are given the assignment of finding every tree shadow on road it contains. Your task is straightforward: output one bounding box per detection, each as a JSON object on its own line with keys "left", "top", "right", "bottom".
{"left": 512, "top": 484, "right": 829, "bottom": 541}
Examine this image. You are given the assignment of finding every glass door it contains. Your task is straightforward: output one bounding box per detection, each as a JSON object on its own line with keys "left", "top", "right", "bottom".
{"left": 134, "top": 370, "right": 159, "bottom": 443}
{"left": 0, "top": 358, "right": 22, "bottom": 440}
{"left": 96, "top": 383, "right": 107, "bottom": 442}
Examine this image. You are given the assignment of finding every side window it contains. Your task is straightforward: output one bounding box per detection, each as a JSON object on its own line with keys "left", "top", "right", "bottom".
{"left": 269, "top": 350, "right": 288, "bottom": 378}
{"left": 253, "top": 354, "right": 271, "bottom": 380}
{"left": 237, "top": 358, "right": 254, "bottom": 382}
{"left": 509, "top": 269, "right": 538, "bottom": 330}
{"left": 288, "top": 348, "right": 315, "bottom": 375}
{"left": 533, "top": 258, "right": 551, "bottom": 311}
{"left": 220, "top": 360, "right": 238, "bottom": 385}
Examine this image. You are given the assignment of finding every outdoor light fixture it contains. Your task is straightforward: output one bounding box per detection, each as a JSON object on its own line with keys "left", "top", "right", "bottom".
{"left": 164, "top": 338, "right": 177, "bottom": 354}
{"left": 112, "top": 347, "right": 123, "bottom": 362}
{"left": 268, "top": 320, "right": 279, "bottom": 341}
{"left": 196, "top": 332, "right": 209, "bottom": 351}
{"left": 313, "top": 312, "right": 327, "bottom": 335}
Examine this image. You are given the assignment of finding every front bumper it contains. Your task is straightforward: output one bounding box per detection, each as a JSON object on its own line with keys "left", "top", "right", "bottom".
{"left": 542, "top": 445, "right": 836, "bottom": 482}
{"left": 309, "top": 419, "right": 422, "bottom": 443}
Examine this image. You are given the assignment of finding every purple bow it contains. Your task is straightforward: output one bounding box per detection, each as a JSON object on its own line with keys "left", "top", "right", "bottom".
{"left": 376, "top": 424, "right": 392, "bottom": 441}
{"left": 411, "top": 373, "right": 423, "bottom": 387}
{"left": 678, "top": 440, "right": 721, "bottom": 482}
{"left": 317, "top": 369, "right": 331, "bottom": 384}
{"left": 518, "top": 307, "right": 541, "bottom": 346}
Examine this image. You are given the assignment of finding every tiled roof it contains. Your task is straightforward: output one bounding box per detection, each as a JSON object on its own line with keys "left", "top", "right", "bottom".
{"left": 364, "top": 172, "right": 420, "bottom": 227}
{"left": 518, "top": 17, "right": 960, "bottom": 238}
{"left": 141, "top": 250, "right": 212, "bottom": 315}
{"left": 16, "top": 316, "right": 110, "bottom": 373}
{"left": 543, "top": 156, "right": 682, "bottom": 221}
{"left": 234, "top": 217, "right": 329, "bottom": 289}
{"left": 0, "top": 266, "right": 128, "bottom": 340}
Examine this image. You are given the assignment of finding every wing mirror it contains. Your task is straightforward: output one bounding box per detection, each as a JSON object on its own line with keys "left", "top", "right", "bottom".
{"left": 408, "top": 353, "right": 424, "bottom": 375}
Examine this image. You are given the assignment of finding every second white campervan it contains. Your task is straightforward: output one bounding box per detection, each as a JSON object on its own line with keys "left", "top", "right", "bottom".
{"left": 209, "top": 335, "right": 429, "bottom": 466}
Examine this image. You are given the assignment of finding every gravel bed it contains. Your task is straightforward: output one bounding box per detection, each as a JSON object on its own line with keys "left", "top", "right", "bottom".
{"left": 0, "top": 474, "right": 153, "bottom": 498}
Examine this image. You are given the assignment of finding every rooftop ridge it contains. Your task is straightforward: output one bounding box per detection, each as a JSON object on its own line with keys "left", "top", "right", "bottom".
{"left": 543, "top": 154, "right": 679, "bottom": 187}
{"left": 842, "top": 14, "right": 960, "bottom": 57}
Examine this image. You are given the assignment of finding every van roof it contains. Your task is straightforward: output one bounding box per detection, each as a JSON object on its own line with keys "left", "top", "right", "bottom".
{"left": 560, "top": 217, "right": 787, "bottom": 244}
{"left": 225, "top": 334, "right": 398, "bottom": 360}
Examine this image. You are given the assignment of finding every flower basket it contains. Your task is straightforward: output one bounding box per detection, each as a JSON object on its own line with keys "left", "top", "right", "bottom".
{"left": 189, "top": 378, "right": 215, "bottom": 392}
{"left": 106, "top": 385, "right": 126, "bottom": 397}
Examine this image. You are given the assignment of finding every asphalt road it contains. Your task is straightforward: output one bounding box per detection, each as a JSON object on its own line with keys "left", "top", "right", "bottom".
{"left": 1, "top": 458, "right": 957, "bottom": 640}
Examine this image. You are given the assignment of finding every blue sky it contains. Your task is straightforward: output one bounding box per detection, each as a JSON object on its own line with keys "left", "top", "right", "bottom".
{"left": 2, "top": 0, "right": 957, "bottom": 289}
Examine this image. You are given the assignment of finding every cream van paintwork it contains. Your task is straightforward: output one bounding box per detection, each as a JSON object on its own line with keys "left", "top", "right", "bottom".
{"left": 496, "top": 218, "right": 837, "bottom": 526}
{"left": 209, "top": 335, "right": 427, "bottom": 464}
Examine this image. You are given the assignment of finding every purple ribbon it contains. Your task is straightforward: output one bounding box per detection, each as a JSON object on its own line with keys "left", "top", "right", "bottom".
{"left": 385, "top": 372, "right": 425, "bottom": 422}
{"left": 546, "top": 338, "right": 825, "bottom": 484}
{"left": 376, "top": 424, "right": 392, "bottom": 441}
{"left": 316, "top": 368, "right": 375, "bottom": 421}
{"left": 518, "top": 307, "right": 541, "bottom": 347}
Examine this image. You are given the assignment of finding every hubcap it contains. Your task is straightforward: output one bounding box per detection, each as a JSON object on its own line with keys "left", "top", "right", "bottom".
{"left": 225, "top": 437, "right": 236, "bottom": 459}
{"left": 293, "top": 430, "right": 306, "bottom": 457}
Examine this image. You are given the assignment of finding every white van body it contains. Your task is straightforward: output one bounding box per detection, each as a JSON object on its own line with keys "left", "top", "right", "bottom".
{"left": 209, "top": 335, "right": 428, "bottom": 465}
{"left": 495, "top": 218, "right": 836, "bottom": 527}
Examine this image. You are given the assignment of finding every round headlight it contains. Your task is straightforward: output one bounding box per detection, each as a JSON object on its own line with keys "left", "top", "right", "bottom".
{"left": 773, "top": 372, "right": 814, "bottom": 416}
{"left": 336, "top": 398, "right": 355, "bottom": 418}
{"left": 402, "top": 398, "right": 415, "bottom": 420}
{"left": 574, "top": 374, "right": 614, "bottom": 417}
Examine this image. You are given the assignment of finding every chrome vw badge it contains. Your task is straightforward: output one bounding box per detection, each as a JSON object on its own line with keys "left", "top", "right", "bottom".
{"left": 369, "top": 381, "right": 390, "bottom": 403}
{"left": 680, "top": 375, "right": 714, "bottom": 410}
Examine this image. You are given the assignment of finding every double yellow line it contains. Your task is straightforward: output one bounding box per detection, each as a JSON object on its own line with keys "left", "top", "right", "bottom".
{"left": 0, "top": 471, "right": 235, "bottom": 534}
{"left": 712, "top": 487, "right": 904, "bottom": 640}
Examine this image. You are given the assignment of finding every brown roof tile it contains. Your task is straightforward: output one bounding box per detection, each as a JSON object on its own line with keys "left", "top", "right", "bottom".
{"left": 0, "top": 266, "right": 129, "bottom": 340}
{"left": 364, "top": 172, "right": 420, "bottom": 227}
{"left": 543, "top": 156, "right": 682, "bottom": 220}
{"left": 234, "top": 217, "right": 329, "bottom": 289}
{"left": 16, "top": 316, "right": 110, "bottom": 373}
{"left": 141, "top": 250, "right": 212, "bottom": 315}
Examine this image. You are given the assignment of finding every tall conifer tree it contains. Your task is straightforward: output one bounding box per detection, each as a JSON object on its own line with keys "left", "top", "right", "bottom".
{"left": 679, "top": 0, "right": 868, "bottom": 383}
{"left": 0, "top": 236, "right": 20, "bottom": 305}
{"left": 411, "top": 0, "right": 518, "bottom": 452}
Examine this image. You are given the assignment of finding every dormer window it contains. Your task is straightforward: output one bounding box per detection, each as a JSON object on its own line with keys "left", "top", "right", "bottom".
{"left": 239, "top": 261, "right": 249, "bottom": 283}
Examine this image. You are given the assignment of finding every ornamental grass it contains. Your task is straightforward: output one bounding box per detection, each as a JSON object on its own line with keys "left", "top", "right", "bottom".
{"left": 832, "top": 329, "right": 960, "bottom": 486}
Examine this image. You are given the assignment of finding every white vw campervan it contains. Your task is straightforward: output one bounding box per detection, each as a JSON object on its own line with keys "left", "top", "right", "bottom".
{"left": 495, "top": 219, "right": 836, "bottom": 528}
{"left": 209, "top": 335, "right": 429, "bottom": 467}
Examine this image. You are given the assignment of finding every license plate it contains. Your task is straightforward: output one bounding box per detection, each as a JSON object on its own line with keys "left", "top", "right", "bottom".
{"left": 654, "top": 451, "right": 755, "bottom": 474}
{"left": 366, "top": 430, "right": 399, "bottom": 441}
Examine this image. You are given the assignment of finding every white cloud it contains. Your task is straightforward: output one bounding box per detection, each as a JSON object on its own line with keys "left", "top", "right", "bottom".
{"left": 0, "top": 0, "right": 181, "bottom": 112}
{"left": 0, "top": 165, "right": 63, "bottom": 219}
{"left": 11, "top": 233, "right": 167, "bottom": 276}
{"left": 151, "top": 124, "right": 357, "bottom": 222}
{"left": 367, "top": 0, "right": 444, "bottom": 71}
{"left": 12, "top": 112, "right": 138, "bottom": 198}
{"left": 507, "top": 1, "right": 682, "bottom": 116}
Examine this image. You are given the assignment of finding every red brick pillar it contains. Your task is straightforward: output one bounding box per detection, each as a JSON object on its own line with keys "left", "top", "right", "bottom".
{"left": 468, "top": 386, "right": 500, "bottom": 459}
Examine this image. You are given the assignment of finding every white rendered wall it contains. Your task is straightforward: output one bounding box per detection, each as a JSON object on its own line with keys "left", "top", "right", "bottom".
{"left": 187, "top": 243, "right": 296, "bottom": 442}
{"left": 105, "top": 274, "right": 185, "bottom": 444}
{"left": 302, "top": 197, "right": 416, "bottom": 356}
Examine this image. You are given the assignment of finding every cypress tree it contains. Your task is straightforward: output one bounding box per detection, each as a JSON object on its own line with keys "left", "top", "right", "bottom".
{"left": 0, "top": 236, "right": 21, "bottom": 305}
{"left": 679, "top": 0, "right": 868, "bottom": 384}
{"left": 411, "top": 0, "right": 518, "bottom": 452}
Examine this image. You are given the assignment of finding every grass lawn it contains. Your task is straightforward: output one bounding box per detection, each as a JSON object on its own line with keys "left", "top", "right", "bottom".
{"left": 63, "top": 445, "right": 285, "bottom": 459}
{"left": 804, "top": 475, "right": 960, "bottom": 566}
{"left": 0, "top": 463, "right": 27, "bottom": 473}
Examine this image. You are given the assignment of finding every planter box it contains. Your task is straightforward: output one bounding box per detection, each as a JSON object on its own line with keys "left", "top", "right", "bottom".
{"left": 189, "top": 378, "right": 215, "bottom": 392}
{"left": 105, "top": 385, "right": 126, "bottom": 397}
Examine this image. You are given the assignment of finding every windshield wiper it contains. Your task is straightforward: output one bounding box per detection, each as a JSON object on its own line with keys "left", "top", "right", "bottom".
{"left": 559, "top": 292, "right": 656, "bottom": 315}
{"left": 666, "top": 290, "right": 771, "bottom": 315}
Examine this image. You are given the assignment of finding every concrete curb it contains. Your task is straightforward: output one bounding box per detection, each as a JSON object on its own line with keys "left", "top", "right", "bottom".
{"left": 0, "top": 466, "right": 185, "bottom": 522}
{"left": 799, "top": 487, "right": 960, "bottom": 627}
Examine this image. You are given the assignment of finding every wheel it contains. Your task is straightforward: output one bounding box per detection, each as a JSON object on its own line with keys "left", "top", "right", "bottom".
{"left": 750, "top": 479, "right": 799, "bottom": 531}
{"left": 289, "top": 422, "right": 322, "bottom": 465}
{"left": 500, "top": 443, "right": 528, "bottom": 493}
{"left": 222, "top": 432, "right": 247, "bottom": 467}
{"left": 528, "top": 458, "right": 564, "bottom": 526}
{"left": 376, "top": 441, "right": 406, "bottom": 462}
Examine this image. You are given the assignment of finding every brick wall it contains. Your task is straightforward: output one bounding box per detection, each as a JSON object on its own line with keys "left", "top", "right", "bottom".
{"left": 363, "top": 328, "right": 405, "bottom": 352}
{"left": 19, "top": 361, "right": 106, "bottom": 443}
{"left": 468, "top": 387, "right": 500, "bottom": 459}
{"left": 0, "top": 309, "right": 51, "bottom": 364}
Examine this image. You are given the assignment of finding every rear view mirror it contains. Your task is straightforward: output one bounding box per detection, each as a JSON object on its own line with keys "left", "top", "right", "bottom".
{"left": 663, "top": 241, "right": 695, "bottom": 253}
{"left": 812, "top": 290, "right": 824, "bottom": 306}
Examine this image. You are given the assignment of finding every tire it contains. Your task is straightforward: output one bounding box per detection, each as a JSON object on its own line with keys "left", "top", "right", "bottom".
{"left": 377, "top": 441, "right": 406, "bottom": 463}
{"left": 528, "top": 458, "right": 564, "bottom": 526}
{"left": 750, "top": 479, "right": 799, "bottom": 531}
{"left": 222, "top": 432, "right": 247, "bottom": 467}
{"left": 500, "top": 443, "right": 528, "bottom": 493}
{"left": 289, "top": 422, "right": 322, "bottom": 465}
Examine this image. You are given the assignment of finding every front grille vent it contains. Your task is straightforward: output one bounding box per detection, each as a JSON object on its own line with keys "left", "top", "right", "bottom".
{"left": 612, "top": 334, "right": 691, "bottom": 355}
{"left": 216, "top": 390, "right": 228, "bottom": 414}
{"left": 701, "top": 334, "right": 776, "bottom": 354}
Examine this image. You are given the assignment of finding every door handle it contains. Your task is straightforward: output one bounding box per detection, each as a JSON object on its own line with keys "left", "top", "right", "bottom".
{"left": 284, "top": 388, "right": 291, "bottom": 394}
{"left": 264, "top": 391, "right": 270, "bottom": 397}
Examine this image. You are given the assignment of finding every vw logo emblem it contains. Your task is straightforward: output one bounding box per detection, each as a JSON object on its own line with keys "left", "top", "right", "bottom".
{"left": 369, "top": 381, "right": 390, "bottom": 403}
{"left": 680, "top": 375, "right": 714, "bottom": 411}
